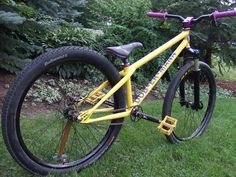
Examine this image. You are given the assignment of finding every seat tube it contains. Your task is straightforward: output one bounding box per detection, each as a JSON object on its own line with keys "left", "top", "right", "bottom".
{"left": 123, "top": 66, "right": 133, "bottom": 108}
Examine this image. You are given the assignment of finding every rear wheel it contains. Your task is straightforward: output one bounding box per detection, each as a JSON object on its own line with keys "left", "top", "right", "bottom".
{"left": 162, "top": 61, "right": 216, "bottom": 143}
{"left": 2, "top": 47, "right": 125, "bottom": 175}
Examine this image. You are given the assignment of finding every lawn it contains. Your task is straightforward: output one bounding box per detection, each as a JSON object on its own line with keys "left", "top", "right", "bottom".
{"left": 0, "top": 97, "right": 236, "bottom": 177}
{"left": 213, "top": 63, "right": 236, "bottom": 82}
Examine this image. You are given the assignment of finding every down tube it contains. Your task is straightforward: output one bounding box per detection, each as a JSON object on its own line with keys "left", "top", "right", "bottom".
{"left": 134, "top": 39, "right": 189, "bottom": 105}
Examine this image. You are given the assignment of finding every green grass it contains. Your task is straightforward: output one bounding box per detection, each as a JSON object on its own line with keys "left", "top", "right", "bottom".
{"left": 1, "top": 98, "right": 236, "bottom": 177}
{"left": 213, "top": 64, "right": 236, "bottom": 82}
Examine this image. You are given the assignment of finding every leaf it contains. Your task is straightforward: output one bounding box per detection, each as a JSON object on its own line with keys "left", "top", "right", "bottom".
{"left": 0, "top": 10, "right": 26, "bottom": 26}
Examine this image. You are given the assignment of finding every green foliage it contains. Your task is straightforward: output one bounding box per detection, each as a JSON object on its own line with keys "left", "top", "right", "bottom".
{"left": 45, "top": 26, "right": 96, "bottom": 48}
{"left": 26, "top": 78, "right": 93, "bottom": 104}
{"left": 85, "top": 0, "right": 174, "bottom": 82}
{"left": 0, "top": 53, "right": 31, "bottom": 73}
{"left": 24, "top": 0, "right": 87, "bottom": 23}
{"left": 27, "top": 79, "right": 62, "bottom": 104}
{"left": 217, "top": 87, "right": 233, "bottom": 98}
{"left": 0, "top": 0, "right": 88, "bottom": 74}
{"left": 0, "top": 10, "right": 26, "bottom": 26}
{"left": 1, "top": 0, "right": 235, "bottom": 81}
{"left": 16, "top": 3, "right": 36, "bottom": 18}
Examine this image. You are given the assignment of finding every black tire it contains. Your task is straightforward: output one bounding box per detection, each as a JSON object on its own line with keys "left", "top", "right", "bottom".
{"left": 2, "top": 46, "right": 125, "bottom": 175}
{"left": 162, "top": 61, "right": 216, "bottom": 143}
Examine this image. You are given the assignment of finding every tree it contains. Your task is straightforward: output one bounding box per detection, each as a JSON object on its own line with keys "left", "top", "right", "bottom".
{"left": 0, "top": 0, "right": 88, "bottom": 73}
{"left": 150, "top": 0, "right": 236, "bottom": 67}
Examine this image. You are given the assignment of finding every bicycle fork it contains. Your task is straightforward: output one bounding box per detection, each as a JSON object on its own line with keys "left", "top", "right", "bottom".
{"left": 180, "top": 48, "right": 202, "bottom": 110}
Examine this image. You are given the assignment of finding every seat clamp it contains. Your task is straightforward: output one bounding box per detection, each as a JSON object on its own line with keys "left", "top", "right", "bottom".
{"left": 122, "top": 58, "right": 130, "bottom": 67}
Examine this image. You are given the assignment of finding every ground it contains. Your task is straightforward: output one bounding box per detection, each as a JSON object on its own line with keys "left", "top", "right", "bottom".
{"left": 216, "top": 79, "right": 236, "bottom": 97}
{"left": 0, "top": 69, "right": 235, "bottom": 177}
{"left": 0, "top": 70, "right": 15, "bottom": 108}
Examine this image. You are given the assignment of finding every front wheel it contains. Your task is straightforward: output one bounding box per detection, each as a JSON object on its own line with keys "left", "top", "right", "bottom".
{"left": 162, "top": 61, "right": 216, "bottom": 143}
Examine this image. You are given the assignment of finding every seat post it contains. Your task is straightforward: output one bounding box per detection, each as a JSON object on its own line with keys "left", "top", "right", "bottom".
{"left": 122, "top": 58, "right": 130, "bottom": 67}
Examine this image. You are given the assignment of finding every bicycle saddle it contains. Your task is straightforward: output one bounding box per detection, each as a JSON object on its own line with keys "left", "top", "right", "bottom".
{"left": 107, "top": 42, "right": 143, "bottom": 59}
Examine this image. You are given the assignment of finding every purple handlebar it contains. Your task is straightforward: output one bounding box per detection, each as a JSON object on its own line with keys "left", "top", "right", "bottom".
{"left": 147, "top": 10, "right": 236, "bottom": 22}
{"left": 147, "top": 12, "right": 168, "bottom": 19}
{"left": 212, "top": 10, "right": 236, "bottom": 20}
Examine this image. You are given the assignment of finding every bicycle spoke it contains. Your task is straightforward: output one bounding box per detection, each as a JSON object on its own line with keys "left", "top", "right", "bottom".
{"left": 168, "top": 64, "right": 215, "bottom": 141}
{"left": 71, "top": 124, "right": 87, "bottom": 155}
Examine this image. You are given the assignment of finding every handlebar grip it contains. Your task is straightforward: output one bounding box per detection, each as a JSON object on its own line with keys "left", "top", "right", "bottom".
{"left": 147, "top": 12, "right": 168, "bottom": 19}
{"left": 212, "top": 10, "right": 236, "bottom": 20}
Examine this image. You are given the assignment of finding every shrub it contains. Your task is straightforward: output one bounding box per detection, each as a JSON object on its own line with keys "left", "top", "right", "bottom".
{"left": 85, "top": 0, "right": 176, "bottom": 83}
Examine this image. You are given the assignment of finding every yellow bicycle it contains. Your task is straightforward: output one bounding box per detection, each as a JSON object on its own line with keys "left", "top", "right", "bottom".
{"left": 2, "top": 10, "right": 236, "bottom": 175}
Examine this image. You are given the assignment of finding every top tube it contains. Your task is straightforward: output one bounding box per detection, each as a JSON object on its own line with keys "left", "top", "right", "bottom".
{"left": 147, "top": 10, "right": 236, "bottom": 28}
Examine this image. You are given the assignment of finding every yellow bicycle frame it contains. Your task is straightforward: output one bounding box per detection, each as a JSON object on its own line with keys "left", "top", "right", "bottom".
{"left": 79, "top": 30, "right": 190, "bottom": 124}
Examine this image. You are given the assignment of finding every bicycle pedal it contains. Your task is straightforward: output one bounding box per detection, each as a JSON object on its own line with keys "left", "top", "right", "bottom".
{"left": 157, "top": 116, "right": 177, "bottom": 136}
{"left": 85, "top": 91, "right": 105, "bottom": 105}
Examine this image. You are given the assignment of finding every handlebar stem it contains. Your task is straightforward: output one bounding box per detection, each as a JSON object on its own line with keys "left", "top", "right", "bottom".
{"left": 183, "top": 17, "right": 194, "bottom": 29}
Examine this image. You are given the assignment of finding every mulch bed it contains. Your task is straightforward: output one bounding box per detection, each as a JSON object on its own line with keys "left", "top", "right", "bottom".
{"left": 216, "top": 79, "right": 236, "bottom": 97}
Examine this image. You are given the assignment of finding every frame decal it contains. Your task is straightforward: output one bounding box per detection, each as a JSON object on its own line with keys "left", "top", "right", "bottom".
{"left": 135, "top": 52, "right": 176, "bottom": 104}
